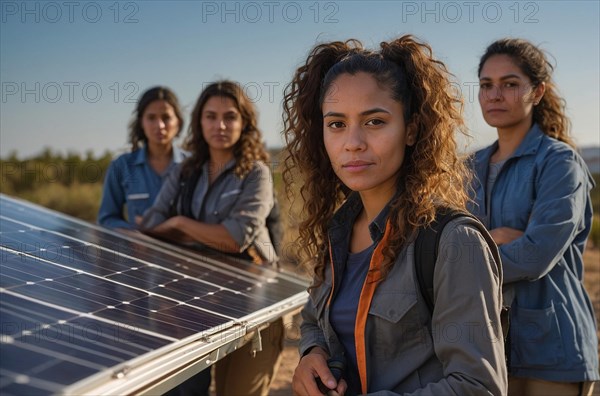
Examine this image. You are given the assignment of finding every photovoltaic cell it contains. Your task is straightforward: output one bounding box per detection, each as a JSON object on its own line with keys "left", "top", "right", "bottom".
{"left": 0, "top": 194, "right": 308, "bottom": 395}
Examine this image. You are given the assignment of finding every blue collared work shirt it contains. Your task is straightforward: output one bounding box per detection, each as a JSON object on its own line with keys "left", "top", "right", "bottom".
{"left": 97, "top": 146, "right": 186, "bottom": 229}
{"left": 468, "top": 124, "right": 599, "bottom": 382}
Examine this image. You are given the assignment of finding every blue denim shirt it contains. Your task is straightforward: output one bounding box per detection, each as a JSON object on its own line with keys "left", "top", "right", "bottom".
{"left": 468, "top": 124, "right": 599, "bottom": 381}
{"left": 97, "top": 146, "right": 186, "bottom": 229}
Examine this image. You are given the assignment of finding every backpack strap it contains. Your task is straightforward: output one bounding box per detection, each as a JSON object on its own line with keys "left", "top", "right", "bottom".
{"left": 415, "top": 208, "right": 501, "bottom": 314}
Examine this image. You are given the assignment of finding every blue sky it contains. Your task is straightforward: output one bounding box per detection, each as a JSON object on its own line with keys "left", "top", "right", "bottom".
{"left": 1, "top": 0, "right": 599, "bottom": 158}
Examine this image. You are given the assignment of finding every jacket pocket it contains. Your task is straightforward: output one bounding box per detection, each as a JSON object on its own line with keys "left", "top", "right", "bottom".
{"left": 126, "top": 193, "right": 151, "bottom": 218}
{"left": 510, "top": 301, "right": 565, "bottom": 368}
{"left": 368, "top": 291, "right": 431, "bottom": 358}
{"left": 369, "top": 291, "right": 417, "bottom": 323}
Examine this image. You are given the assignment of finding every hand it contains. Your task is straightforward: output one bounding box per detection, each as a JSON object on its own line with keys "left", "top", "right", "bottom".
{"left": 490, "top": 227, "right": 524, "bottom": 245}
{"left": 146, "top": 216, "right": 194, "bottom": 244}
{"left": 151, "top": 216, "right": 182, "bottom": 233}
{"left": 134, "top": 215, "right": 143, "bottom": 225}
{"left": 292, "top": 348, "right": 347, "bottom": 396}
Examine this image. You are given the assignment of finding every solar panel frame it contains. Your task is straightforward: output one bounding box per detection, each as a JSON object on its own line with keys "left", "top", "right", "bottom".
{"left": 0, "top": 194, "right": 308, "bottom": 395}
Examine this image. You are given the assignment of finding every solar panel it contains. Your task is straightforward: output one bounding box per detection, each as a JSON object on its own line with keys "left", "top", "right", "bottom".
{"left": 0, "top": 194, "right": 308, "bottom": 395}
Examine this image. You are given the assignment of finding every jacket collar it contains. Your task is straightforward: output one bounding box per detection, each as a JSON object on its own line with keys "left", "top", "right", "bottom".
{"left": 474, "top": 123, "right": 544, "bottom": 178}
{"left": 511, "top": 123, "right": 544, "bottom": 158}
{"left": 329, "top": 191, "right": 393, "bottom": 245}
{"left": 369, "top": 199, "right": 391, "bottom": 243}
{"left": 133, "top": 146, "right": 147, "bottom": 165}
{"left": 133, "top": 145, "right": 187, "bottom": 166}
{"left": 201, "top": 158, "right": 236, "bottom": 174}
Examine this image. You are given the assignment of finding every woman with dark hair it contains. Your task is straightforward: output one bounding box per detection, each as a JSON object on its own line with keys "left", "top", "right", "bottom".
{"left": 284, "top": 35, "right": 507, "bottom": 395}
{"left": 98, "top": 86, "right": 186, "bottom": 229}
{"left": 470, "top": 38, "right": 598, "bottom": 395}
{"left": 141, "top": 80, "right": 282, "bottom": 396}
{"left": 141, "top": 80, "right": 275, "bottom": 263}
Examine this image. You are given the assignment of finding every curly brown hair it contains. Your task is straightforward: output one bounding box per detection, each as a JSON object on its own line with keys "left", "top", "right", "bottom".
{"left": 282, "top": 35, "right": 471, "bottom": 284}
{"left": 182, "top": 80, "right": 269, "bottom": 179}
{"left": 127, "top": 86, "right": 184, "bottom": 151}
{"left": 478, "top": 38, "right": 575, "bottom": 148}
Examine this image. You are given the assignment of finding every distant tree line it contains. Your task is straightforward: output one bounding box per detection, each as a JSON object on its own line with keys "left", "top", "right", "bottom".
{"left": 0, "top": 148, "right": 113, "bottom": 221}
{"left": 1, "top": 148, "right": 598, "bottom": 248}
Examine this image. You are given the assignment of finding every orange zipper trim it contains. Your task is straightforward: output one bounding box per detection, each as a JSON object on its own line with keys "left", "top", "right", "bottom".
{"left": 354, "top": 220, "right": 391, "bottom": 394}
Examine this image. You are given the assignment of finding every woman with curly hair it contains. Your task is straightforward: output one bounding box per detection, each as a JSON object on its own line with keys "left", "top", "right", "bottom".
{"left": 98, "top": 86, "right": 186, "bottom": 229}
{"left": 141, "top": 80, "right": 282, "bottom": 396}
{"left": 283, "top": 35, "right": 507, "bottom": 395}
{"left": 141, "top": 80, "right": 275, "bottom": 263}
{"left": 470, "top": 38, "right": 598, "bottom": 395}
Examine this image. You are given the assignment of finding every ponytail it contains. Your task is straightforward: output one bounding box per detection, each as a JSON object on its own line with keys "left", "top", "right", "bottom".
{"left": 283, "top": 35, "right": 470, "bottom": 283}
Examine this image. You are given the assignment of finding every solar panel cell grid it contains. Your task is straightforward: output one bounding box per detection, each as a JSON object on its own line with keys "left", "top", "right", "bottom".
{"left": 0, "top": 194, "right": 308, "bottom": 395}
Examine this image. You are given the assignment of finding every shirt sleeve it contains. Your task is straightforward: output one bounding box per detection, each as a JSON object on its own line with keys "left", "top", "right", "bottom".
{"left": 220, "top": 163, "right": 274, "bottom": 250}
{"left": 140, "top": 164, "right": 182, "bottom": 229}
{"left": 97, "top": 158, "right": 133, "bottom": 229}
{"left": 404, "top": 220, "right": 507, "bottom": 396}
{"left": 299, "top": 285, "right": 331, "bottom": 357}
{"left": 499, "top": 149, "right": 589, "bottom": 283}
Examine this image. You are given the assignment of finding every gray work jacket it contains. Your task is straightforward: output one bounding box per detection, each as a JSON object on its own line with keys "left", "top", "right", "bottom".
{"left": 299, "top": 193, "right": 507, "bottom": 395}
{"left": 141, "top": 160, "right": 276, "bottom": 262}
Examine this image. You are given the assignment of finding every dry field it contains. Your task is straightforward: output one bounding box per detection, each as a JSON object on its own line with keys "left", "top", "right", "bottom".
{"left": 584, "top": 248, "right": 600, "bottom": 396}
{"left": 269, "top": 248, "right": 600, "bottom": 395}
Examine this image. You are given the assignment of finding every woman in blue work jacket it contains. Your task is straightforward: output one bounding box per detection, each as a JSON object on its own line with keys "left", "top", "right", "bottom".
{"left": 469, "top": 38, "right": 598, "bottom": 395}
{"left": 98, "top": 86, "right": 186, "bottom": 229}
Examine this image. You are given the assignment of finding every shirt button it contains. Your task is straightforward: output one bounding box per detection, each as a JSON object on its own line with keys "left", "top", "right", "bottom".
{"left": 213, "top": 211, "right": 218, "bottom": 215}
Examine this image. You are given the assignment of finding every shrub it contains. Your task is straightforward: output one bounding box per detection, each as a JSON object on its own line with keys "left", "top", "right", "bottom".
{"left": 20, "top": 182, "right": 103, "bottom": 223}
{"left": 590, "top": 215, "right": 600, "bottom": 249}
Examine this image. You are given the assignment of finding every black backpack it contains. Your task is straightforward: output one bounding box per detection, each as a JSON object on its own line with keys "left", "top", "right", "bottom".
{"left": 414, "top": 208, "right": 510, "bottom": 342}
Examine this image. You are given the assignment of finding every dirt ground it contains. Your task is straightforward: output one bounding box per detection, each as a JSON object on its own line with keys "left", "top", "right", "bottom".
{"left": 268, "top": 313, "right": 302, "bottom": 396}
{"left": 268, "top": 248, "right": 600, "bottom": 395}
{"left": 583, "top": 248, "right": 600, "bottom": 396}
